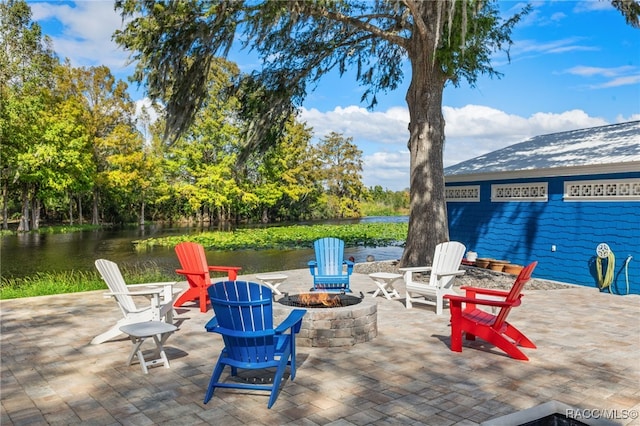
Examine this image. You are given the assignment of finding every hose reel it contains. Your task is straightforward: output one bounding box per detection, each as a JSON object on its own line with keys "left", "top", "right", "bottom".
{"left": 595, "top": 243, "right": 615, "bottom": 290}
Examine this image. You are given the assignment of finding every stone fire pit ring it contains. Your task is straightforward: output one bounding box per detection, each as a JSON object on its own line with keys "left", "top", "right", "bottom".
{"left": 273, "top": 292, "right": 377, "bottom": 347}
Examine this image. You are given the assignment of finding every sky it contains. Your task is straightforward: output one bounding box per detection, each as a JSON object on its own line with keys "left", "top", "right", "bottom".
{"left": 27, "top": 1, "right": 640, "bottom": 191}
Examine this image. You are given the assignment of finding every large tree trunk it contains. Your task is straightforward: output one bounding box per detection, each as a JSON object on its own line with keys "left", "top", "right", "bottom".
{"left": 139, "top": 199, "right": 145, "bottom": 227}
{"left": 78, "top": 195, "right": 83, "bottom": 225}
{"left": 31, "top": 197, "right": 40, "bottom": 230}
{"left": 92, "top": 187, "right": 99, "bottom": 225}
{"left": 2, "top": 180, "right": 8, "bottom": 230}
{"left": 17, "top": 187, "right": 29, "bottom": 232}
{"left": 68, "top": 192, "right": 74, "bottom": 225}
{"left": 400, "top": 25, "right": 450, "bottom": 268}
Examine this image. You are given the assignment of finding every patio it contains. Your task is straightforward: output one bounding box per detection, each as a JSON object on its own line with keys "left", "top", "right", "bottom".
{"left": 1, "top": 268, "right": 639, "bottom": 425}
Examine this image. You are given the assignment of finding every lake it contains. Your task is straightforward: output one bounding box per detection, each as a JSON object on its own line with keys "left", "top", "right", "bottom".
{"left": 1, "top": 217, "right": 407, "bottom": 278}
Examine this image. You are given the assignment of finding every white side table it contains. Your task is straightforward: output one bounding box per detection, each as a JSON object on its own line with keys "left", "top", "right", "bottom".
{"left": 256, "top": 273, "right": 288, "bottom": 295}
{"left": 369, "top": 272, "right": 403, "bottom": 300}
{"left": 120, "top": 321, "right": 178, "bottom": 374}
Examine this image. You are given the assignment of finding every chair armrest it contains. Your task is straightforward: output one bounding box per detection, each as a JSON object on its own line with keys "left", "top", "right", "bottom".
{"left": 104, "top": 288, "right": 163, "bottom": 297}
{"left": 175, "top": 268, "right": 205, "bottom": 276}
{"left": 445, "top": 294, "right": 522, "bottom": 308}
{"left": 435, "top": 270, "right": 465, "bottom": 278}
{"left": 460, "top": 286, "right": 511, "bottom": 297}
{"left": 208, "top": 266, "right": 241, "bottom": 272}
{"left": 445, "top": 294, "right": 509, "bottom": 307}
{"left": 399, "top": 266, "right": 433, "bottom": 273}
{"left": 308, "top": 261, "right": 317, "bottom": 275}
{"left": 275, "top": 309, "right": 307, "bottom": 334}
{"left": 128, "top": 282, "right": 176, "bottom": 289}
{"left": 204, "top": 316, "right": 219, "bottom": 332}
{"left": 345, "top": 260, "right": 354, "bottom": 274}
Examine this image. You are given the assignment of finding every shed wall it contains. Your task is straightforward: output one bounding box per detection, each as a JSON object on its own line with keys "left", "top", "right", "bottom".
{"left": 446, "top": 172, "right": 639, "bottom": 294}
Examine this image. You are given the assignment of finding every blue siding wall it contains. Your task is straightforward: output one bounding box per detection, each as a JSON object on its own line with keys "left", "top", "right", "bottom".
{"left": 447, "top": 172, "right": 640, "bottom": 295}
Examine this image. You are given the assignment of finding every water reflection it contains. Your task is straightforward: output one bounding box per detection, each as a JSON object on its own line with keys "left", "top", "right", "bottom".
{"left": 1, "top": 217, "right": 407, "bottom": 278}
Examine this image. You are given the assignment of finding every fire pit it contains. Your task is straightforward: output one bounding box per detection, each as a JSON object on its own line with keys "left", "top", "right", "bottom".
{"left": 273, "top": 291, "right": 377, "bottom": 347}
{"left": 279, "top": 292, "right": 364, "bottom": 309}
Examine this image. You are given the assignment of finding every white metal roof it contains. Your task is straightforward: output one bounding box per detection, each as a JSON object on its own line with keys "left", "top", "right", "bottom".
{"left": 445, "top": 121, "right": 640, "bottom": 181}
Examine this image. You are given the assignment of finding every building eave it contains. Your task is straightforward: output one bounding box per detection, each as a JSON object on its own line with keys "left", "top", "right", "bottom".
{"left": 445, "top": 161, "right": 640, "bottom": 183}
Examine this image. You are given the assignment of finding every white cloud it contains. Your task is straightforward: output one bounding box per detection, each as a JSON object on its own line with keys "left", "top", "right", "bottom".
{"left": 616, "top": 113, "right": 640, "bottom": 122}
{"left": 31, "top": 1, "right": 131, "bottom": 71}
{"left": 561, "top": 65, "right": 640, "bottom": 89}
{"left": 301, "top": 104, "right": 615, "bottom": 191}
{"left": 590, "top": 75, "right": 640, "bottom": 89}
{"left": 135, "top": 97, "right": 161, "bottom": 123}
{"left": 573, "top": 1, "right": 614, "bottom": 13}
{"left": 362, "top": 151, "right": 410, "bottom": 190}
{"left": 299, "top": 106, "right": 408, "bottom": 145}
{"left": 513, "top": 37, "right": 598, "bottom": 56}
{"left": 565, "top": 65, "right": 635, "bottom": 77}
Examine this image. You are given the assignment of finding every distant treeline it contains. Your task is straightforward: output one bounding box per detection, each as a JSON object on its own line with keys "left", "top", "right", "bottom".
{"left": 2, "top": 2, "right": 407, "bottom": 231}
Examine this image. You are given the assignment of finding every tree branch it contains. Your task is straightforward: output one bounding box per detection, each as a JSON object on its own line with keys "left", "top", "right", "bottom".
{"left": 302, "top": 3, "right": 409, "bottom": 49}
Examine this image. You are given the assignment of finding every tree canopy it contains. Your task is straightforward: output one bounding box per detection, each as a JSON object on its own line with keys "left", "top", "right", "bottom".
{"left": 114, "top": 0, "right": 639, "bottom": 265}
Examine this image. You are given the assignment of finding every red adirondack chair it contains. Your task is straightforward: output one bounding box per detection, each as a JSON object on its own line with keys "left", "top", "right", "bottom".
{"left": 174, "top": 242, "right": 242, "bottom": 313}
{"left": 443, "top": 261, "right": 538, "bottom": 361}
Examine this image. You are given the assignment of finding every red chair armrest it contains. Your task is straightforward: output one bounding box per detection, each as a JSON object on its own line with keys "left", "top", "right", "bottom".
{"left": 208, "top": 266, "right": 242, "bottom": 272}
{"left": 445, "top": 294, "right": 522, "bottom": 308}
{"left": 175, "top": 268, "right": 206, "bottom": 276}
{"left": 208, "top": 266, "right": 242, "bottom": 280}
{"left": 460, "top": 286, "right": 511, "bottom": 298}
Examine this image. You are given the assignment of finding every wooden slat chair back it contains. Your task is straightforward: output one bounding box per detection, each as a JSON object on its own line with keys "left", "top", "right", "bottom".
{"left": 307, "top": 237, "right": 354, "bottom": 292}
{"left": 174, "top": 242, "right": 242, "bottom": 313}
{"left": 444, "top": 261, "right": 538, "bottom": 361}
{"left": 492, "top": 262, "right": 536, "bottom": 328}
{"left": 429, "top": 241, "right": 467, "bottom": 288}
{"left": 400, "top": 241, "right": 466, "bottom": 314}
{"left": 92, "top": 259, "right": 175, "bottom": 344}
{"left": 204, "top": 281, "right": 306, "bottom": 408}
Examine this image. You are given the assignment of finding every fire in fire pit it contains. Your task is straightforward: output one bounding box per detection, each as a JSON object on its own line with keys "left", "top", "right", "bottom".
{"left": 279, "top": 292, "right": 364, "bottom": 309}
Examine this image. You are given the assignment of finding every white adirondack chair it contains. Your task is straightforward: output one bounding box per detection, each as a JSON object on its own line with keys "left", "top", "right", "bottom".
{"left": 399, "top": 241, "right": 466, "bottom": 315}
{"left": 91, "top": 259, "right": 177, "bottom": 344}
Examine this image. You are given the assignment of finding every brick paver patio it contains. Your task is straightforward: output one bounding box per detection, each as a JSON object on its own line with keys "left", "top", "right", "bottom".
{"left": 2, "top": 269, "right": 639, "bottom": 425}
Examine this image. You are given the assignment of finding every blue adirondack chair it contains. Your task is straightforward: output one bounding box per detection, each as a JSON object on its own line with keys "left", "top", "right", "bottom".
{"left": 203, "top": 281, "right": 306, "bottom": 409}
{"left": 308, "top": 237, "right": 354, "bottom": 292}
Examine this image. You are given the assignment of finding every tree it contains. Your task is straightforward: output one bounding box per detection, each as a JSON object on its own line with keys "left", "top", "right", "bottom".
{"left": 315, "top": 132, "right": 364, "bottom": 218}
{"left": 114, "top": 1, "right": 639, "bottom": 266}
{"left": 1, "top": 0, "right": 58, "bottom": 231}
{"left": 163, "top": 58, "right": 244, "bottom": 224}
{"left": 249, "top": 116, "right": 318, "bottom": 222}
{"left": 69, "top": 65, "right": 138, "bottom": 225}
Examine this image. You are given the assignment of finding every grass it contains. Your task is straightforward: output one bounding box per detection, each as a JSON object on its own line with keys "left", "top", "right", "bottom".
{"left": 0, "top": 264, "right": 172, "bottom": 300}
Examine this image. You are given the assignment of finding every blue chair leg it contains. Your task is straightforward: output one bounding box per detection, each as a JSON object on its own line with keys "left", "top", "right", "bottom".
{"left": 268, "top": 350, "right": 291, "bottom": 408}
{"left": 204, "top": 360, "right": 226, "bottom": 404}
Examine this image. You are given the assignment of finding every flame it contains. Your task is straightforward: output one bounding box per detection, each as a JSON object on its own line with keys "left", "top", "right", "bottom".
{"left": 298, "top": 292, "right": 341, "bottom": 307}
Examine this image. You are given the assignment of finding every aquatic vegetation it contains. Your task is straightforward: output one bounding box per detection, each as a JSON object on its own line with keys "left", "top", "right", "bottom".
{"left": 133, "top": 223, "right": 408, "bottom": 251}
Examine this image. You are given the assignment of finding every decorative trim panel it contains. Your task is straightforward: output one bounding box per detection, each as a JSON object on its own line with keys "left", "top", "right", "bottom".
{"left": 491, "top": 183, "right": 548, "bottom": 202}
{"left": 445, "top": 185, "right": 480, "bottom": 202}
{"left": 564, "top": 178, "right": 640, "bottom": 201}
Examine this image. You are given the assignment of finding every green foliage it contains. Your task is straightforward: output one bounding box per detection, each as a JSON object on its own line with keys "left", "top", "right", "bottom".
{"left": 0, "top": 262, "right": 173, "bottom": 299}
{"left": 133, "top": 222, "right": 408, "bottom": 251}
{"left": 0, "top": 270, "right": 106, "bottom": 299}
{"left": 361, "top": 201, "right": 407, "bottom": 217}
